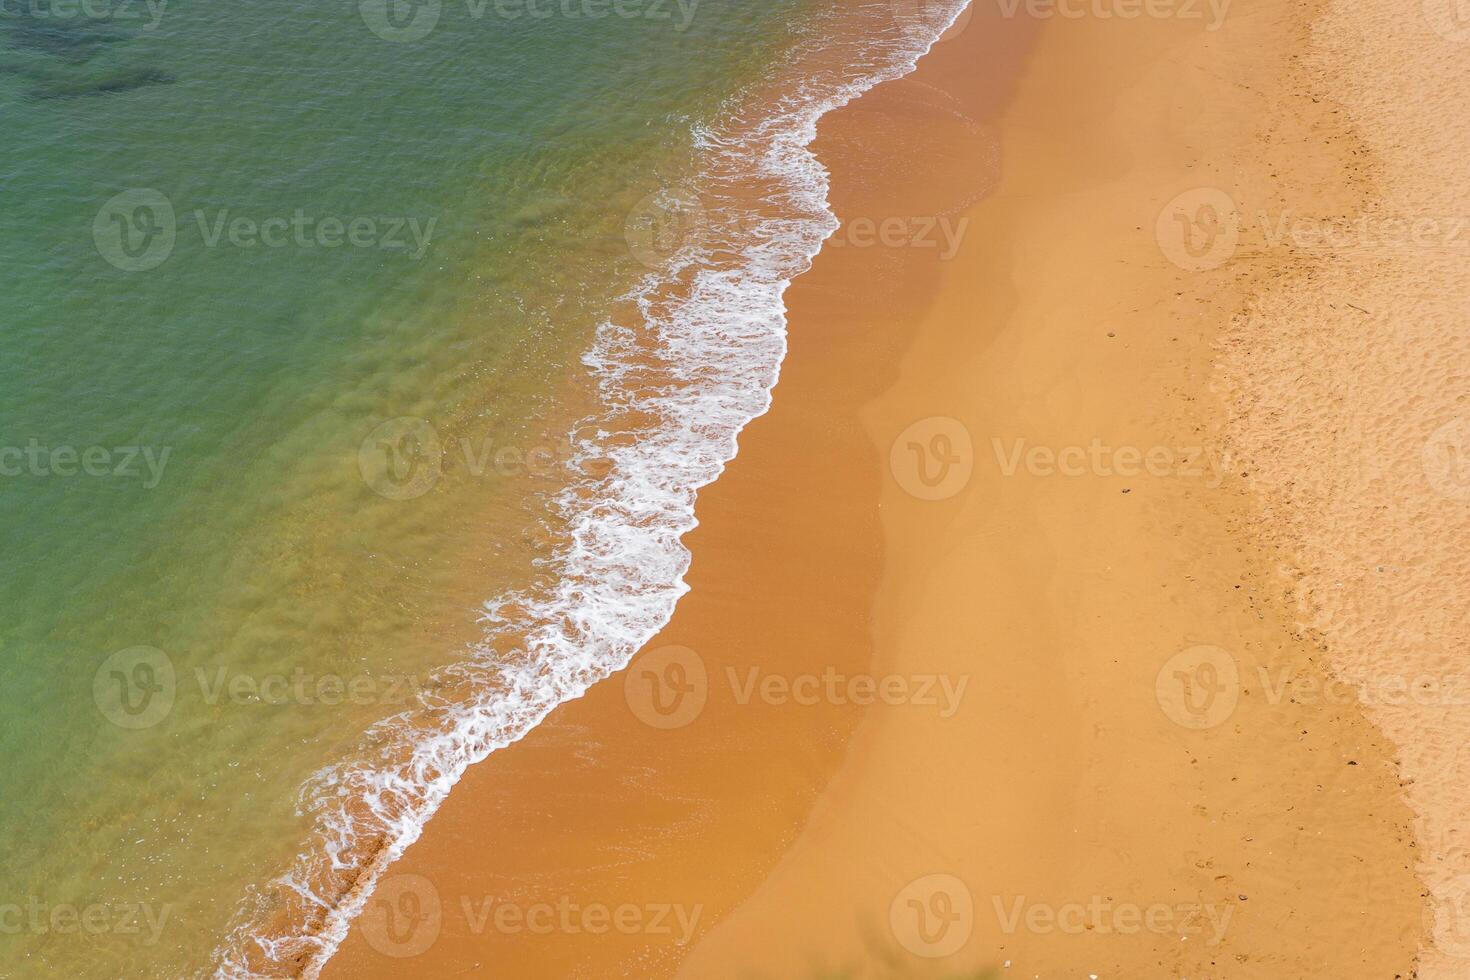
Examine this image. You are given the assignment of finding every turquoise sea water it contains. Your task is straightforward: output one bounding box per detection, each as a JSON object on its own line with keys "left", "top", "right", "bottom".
{"left": 0, "top": 0, "right": 969, "bottom": 974}
{"left": 1, "top": 2, "right": 810, "bottom": 976}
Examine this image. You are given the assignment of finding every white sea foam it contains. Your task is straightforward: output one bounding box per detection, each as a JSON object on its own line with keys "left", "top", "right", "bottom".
{"left": 212, "top": 2, "right": 972, "bottom": 975}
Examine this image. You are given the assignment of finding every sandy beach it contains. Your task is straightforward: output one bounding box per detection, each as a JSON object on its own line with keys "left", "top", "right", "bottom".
{"left": 1213, "top": 0, "right": 1470, "bottom": 973}
{"left": 316, "top": 0, "right": 1465, "bottom": 976}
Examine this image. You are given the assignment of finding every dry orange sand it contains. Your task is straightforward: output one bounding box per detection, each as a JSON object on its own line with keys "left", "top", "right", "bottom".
{"left": 319, "top": 1, "right": 1436, "bottom": 977}
{"left": 1213, "top": 0, "right": 1470, "bottom": 973}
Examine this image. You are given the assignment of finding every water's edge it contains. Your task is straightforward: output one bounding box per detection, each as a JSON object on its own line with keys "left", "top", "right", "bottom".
{"left": 211, "top": 2, "right": 973, "bottom": 975}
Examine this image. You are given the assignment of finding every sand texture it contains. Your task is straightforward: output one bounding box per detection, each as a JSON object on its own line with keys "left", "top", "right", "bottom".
{"left": 316, "top": 0, "right": 1456, "bottom": 976}
{"left": 1216, "top": 0, "right": 1470, "bottom": 972}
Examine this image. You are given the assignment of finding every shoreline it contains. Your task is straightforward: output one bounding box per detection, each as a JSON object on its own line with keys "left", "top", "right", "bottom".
{"left": 295, "top": 2, "right": 990, "bottom": 977}
{"left": 322, "top": 0, "right": 1437, "bottom": 976}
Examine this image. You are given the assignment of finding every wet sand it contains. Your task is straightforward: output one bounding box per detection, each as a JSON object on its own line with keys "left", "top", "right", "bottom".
{"left": 321, "top": 0, "right": 1430, "bottom": 976}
